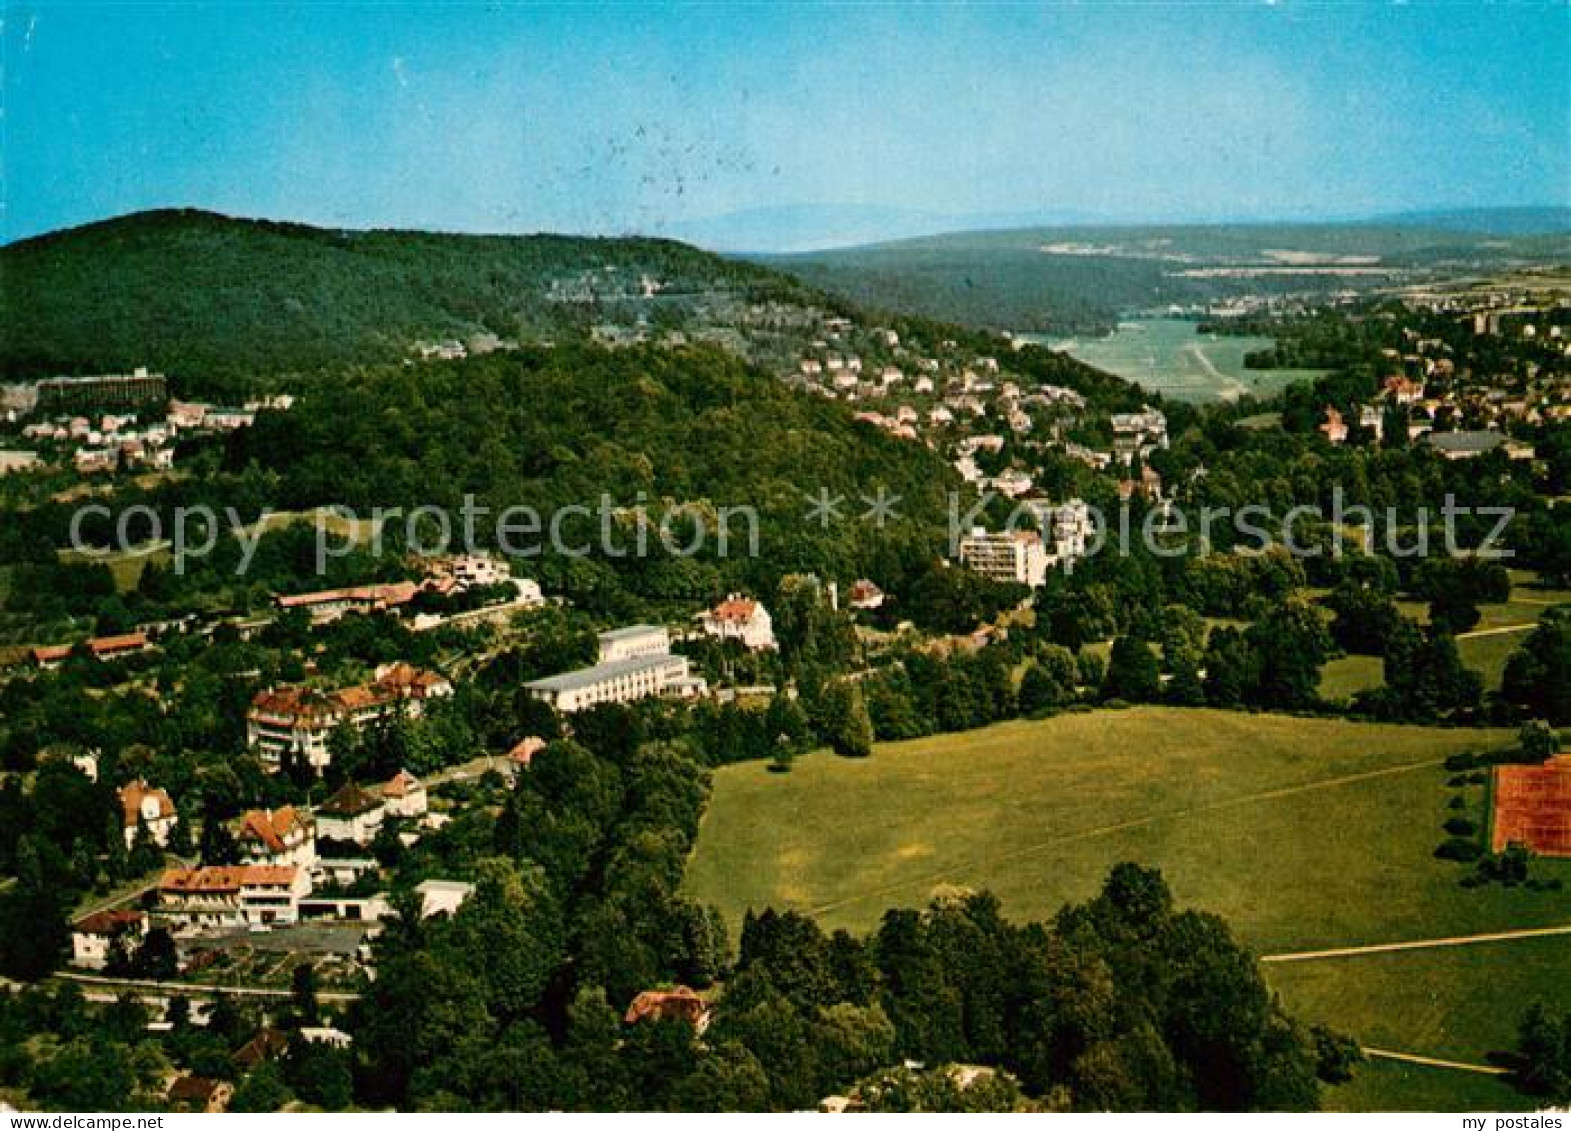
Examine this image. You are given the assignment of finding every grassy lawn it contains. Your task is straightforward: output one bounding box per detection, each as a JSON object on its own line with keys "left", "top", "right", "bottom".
{"left": 1322, "top": 1059, "right": 1537, "bottom": 1113}
{"left": 686, "top": 708, "right": 1569, "bottom": 954}
{"left": 1316, "top": 580, "right": 1569, "bottom": 702}
{"left": 1267, "top": 934, "right": 1571, "bottom": 1066}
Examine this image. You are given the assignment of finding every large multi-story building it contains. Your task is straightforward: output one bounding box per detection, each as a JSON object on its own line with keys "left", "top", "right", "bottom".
{"left": 958, "top": 528, "right": 1050, "bottom": 588}
{"left": 157, "top": 865, "right": 312, "bottom": 931}
{"left": 246, "top": 663, "right": 452, "bottom": 771}
{"left": 1023, "top": 499, "right": 1095, "bottom": 567}
{"left": 524, "top": 625, "right": 706, "bottom": 714}
{"left": 36, "top": 368, "right": 168, "bottom": 414}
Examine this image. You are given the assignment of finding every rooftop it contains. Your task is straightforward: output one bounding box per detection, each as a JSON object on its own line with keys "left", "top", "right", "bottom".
{"left": 524, "top": 651, "right": 684, "bottom": 694}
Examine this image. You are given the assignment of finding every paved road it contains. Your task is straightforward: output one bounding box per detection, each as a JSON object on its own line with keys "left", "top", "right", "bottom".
{"left": 1361, "top": 1047, "right": 1509, "bottom": 1077}
{"left": 55, "top": 969, "right": 362, "bottom": 1003}
{"left": 1261, "top": 923, "right": 1571, "bottom": 963}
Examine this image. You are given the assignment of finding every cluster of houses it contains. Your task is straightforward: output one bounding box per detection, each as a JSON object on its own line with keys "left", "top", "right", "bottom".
{"left": 71, "top": 766, "right": 457, "bottom": 960}
{"left": 1, "top": 368, "right": 291, "bottom": 477}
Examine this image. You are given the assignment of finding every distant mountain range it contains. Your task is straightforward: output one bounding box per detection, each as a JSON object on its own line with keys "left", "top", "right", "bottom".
{"left": 661, "top": 203, "right": 1571, "bottom": 254}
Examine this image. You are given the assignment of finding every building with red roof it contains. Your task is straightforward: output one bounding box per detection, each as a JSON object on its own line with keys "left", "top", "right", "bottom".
{"left": 696, "top": 593, "right": 777, "bottom": 651}
{"left": 236, "top": 806, "right": 316, "bottom": 869}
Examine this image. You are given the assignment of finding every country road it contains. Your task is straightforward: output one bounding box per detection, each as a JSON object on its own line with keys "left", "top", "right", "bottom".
{"left": 1261, "top": 922, "right": 1571, "bottom": 963}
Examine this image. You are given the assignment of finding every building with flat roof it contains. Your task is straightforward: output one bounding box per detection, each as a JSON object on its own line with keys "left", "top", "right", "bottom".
{"left": 958, "top": 528, "right": 1050, "bottom": 588}
{"left": 525, "top": 625, "right": 705, "bottom": 713}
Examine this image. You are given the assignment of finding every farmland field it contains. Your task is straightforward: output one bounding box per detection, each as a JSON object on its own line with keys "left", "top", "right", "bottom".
{"left": 1041, "top": 318, "right": 1326, "bottom": 403}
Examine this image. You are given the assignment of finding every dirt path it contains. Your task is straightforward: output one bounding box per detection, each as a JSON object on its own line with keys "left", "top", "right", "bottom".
{"left": 1457, "top": 623, "right": 1537, "bottom": 640}
{"left": 1361, "top": 1047, "right": 1509, "bottom": 1076}
{"left": 1262, "top": 923, "right": 1571, "bottom": 964}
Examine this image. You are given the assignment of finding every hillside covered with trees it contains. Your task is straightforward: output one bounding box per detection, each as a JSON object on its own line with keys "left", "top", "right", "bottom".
{"left": 0, "top": 209, "right": 831, "bottom": 397}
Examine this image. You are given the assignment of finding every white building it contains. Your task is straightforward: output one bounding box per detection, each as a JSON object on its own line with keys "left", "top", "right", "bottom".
{"left": 1111, "top": 407, "right": 1168, "bottom": 464}
{"left": 524, "top": 625, "right": 706, "bottom": 714}
{"left": 379, "top": 770, "right": 429, "bottom": 819}
{"left": 958, "top": 528, "right": 1050, "bottom": 588}
{"left": 246, "top": 664, "right": 453, "bottom": 772}
{"left": 415, "top": 879, "right": 475, "bottom": 920}
{"left": 314, "top": 784, "right": 386, "bottom": 846}
{"left": 119, "top": 781, "right": 178, "bottom": 850}
{"left": 695, "top": 594, "right": 777, "bottom": 651}
{"left": 71, "top": 910, "right": 148, "bottom": 970}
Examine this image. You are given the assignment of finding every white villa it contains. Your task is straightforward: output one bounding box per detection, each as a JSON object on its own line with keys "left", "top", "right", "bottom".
{"left": 695, "top": 594, "right": 777, "bottom": 651}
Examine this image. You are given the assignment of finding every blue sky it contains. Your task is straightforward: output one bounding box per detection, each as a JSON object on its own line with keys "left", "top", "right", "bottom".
{"left": 3, "top": 1, "right": 1568, "bottom": 244}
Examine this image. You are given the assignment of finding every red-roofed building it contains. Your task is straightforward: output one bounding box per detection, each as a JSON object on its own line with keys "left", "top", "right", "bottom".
{"left": 848, "top": 579, "right": 886, "bottom": 611}
{"left": 30, "top": 632, "right": 150, "bottom": 669}
{"left": 158, "top": 865, "right": 311, "bottom": 931}
{"left": 379, "top": 769, "right": 428, "bottom": 819}
{"left": 1492, "top": 756, "right": 1571, "bottom": 857}
{"left": 246, "top": 664, "right": 452, "bottom": 772}
{"left": 236, "top": 806, "right": 316, "bottom": 869}
{"left": 275, "top": 582, "right": 419, "bottom": 625}
{"left": 624, "top": 985, "right": 711, "bottom": 1033}
{"left": 119, "top": 780, "right": 178, "bottom": 850}
{"left": 71, "top": 909, "right": 148, "bottom": 970}
{"left": 507, "top": 736, "right": 547, "bottom": 775}
{"left": 696, "top": 594, "right": 777, "bottom": 651}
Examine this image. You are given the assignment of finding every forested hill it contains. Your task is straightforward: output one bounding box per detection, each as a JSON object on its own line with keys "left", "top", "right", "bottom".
{"left": 0, "top": 209, "right": 834, "bottom": 393}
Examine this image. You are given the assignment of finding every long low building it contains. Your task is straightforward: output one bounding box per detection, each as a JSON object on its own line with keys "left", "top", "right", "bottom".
{"left": 524, "top": 625, "right": 706, "bottom": 714}
{"left": 157, "top": 865, "right": 313, "bottom": 931}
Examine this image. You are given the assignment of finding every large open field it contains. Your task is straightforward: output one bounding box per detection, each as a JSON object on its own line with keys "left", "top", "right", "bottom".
{"left": 687, "top": 708, "right": 1565, "bottom": 949}
{"left": 1042, "top": 319, "right": 1326, "bottom": 403}
{"left": 685, "top": 708, "right": 1571, "bottom": 1109}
